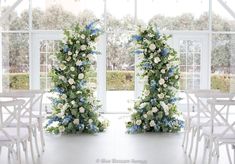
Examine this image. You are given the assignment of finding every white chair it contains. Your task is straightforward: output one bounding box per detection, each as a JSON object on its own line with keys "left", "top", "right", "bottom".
{"left": 190, "top": 92, "right": 234, "bottom": 164}
{"left": 203, "top": 99, "right": 235, "bottom": 164}
{"left": 0, "top": 90, "right": 45, "bottom": 163}
{"left": 182, "top": 89, "right": 219, "bottom": 154}
{"left": 0, "top": 99, "right": 30, "bottom": 164}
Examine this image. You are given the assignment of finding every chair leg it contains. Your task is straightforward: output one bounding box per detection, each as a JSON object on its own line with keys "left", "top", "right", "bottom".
{"left": 38, "top": 120, "right": 45, "bottom": 152}
{"left": 184, "top": 125, "right": 190, "bottom": 153}
{"left": 189, "top": 127, "right": 196, "bottom": 157}
{"left": 202, "top": 138, "right": 208, "bottom": 163}
{"left": 23, "top": 141, "right": 29, "bottom": 164}
{"left": 16, "top": 142, "right": 21, "bottom": 164}
{"left": 33, "top": 127, "right": 40, "bottom": 157}
{"left": 208, "top": 139, "right": 214, "bottom": 164}
{"left": 226, "top": 144, "right": 232, "bottom": 164}
{"left": 193, "top": 129, "right": 200, "bottom": 164}
{"left": 29, "top": 132, "right": 36, "bottom": 164}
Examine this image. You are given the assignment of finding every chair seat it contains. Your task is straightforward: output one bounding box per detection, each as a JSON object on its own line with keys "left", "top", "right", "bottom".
{"left": 202, "top": 126, "right": 235, "bottom": 141}
{"left": 0, "top": 128, "right": 29, "bottom": 141}
{"left": 9, "top": 117, "right": 38, "bottom": 127}
{"left": 191, "top": 117, "right": 223, "bottom": 127}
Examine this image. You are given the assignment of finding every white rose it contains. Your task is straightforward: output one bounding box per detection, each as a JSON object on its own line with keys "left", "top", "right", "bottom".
{"left": 152, "top": 107, "right": 158, "bottom": 113}
{"left": 61, "top": 94, "right": 67, "bottom": 100}
{"left": 68, "top": 51, "right": 72, "bottom": 56}
{"left": 57, "top": 103, "right": 63, "bottom": 109}
{"left": 66, "top": 56, "right": 71, "bottom": 61}
{"left": 158, "top": 93, "right": 164, "bottom": 99}
{"left": 161, "top": 69, "right": 166, "bottom": 74}
{"left": 149, "top": 44, "right": 156, "bottom": 51}
{"left": 144, "top": 90, "right": 150, "bottom": 96}
{"left": 147, "top": 111, "right": 153, "bottom": 115}
{"left": 80, "top": 45, "right": 86, "bottom": 51}
{"left": 70, "top": 67, "right": 75, "bottom": 71}
{"left": 87, "top": 54, "right": 93, "bottom": 60}
{"left": 72, "top": 85, "right": 76, "bottom": 89}
{"left": 136, "top": 120, "right": 142, "bottom": 126}
{"left": 73, "top": 119, "right": 80, "bottom": 125}
{"left": 150, "top": 120, "right": 155, "bottom": 127}
{"left": 76, "top": 60, "right": 82, "bottom": 66}
{"left": 59, "top": 126, "right": 65, "bottom": 133}
{"left": 79, "top": 107, "right": 85, "bottom": 113}
{"left": 78, "top": 73, "right": 84, "bottom": 79}
{"left": 59, "top": 64, "right": 66, "bottom": 70}
{"left": 160, "top": 101, "right": 169, "bottom": 115}
{"left": 163, "top": 84, "right": 167, "bottom": 88}
{"left": 154, "top": 57, "right": 160, "bottom": 64}
{"left": 175, "top": 75, "right": 179, "bottom": 79}
{"left": 140, "top": 103, "right": 147, "bottom": 109}
{"left": 143, "top": 114, "right": 148, "bottom": 118}
{"left": 68, "top": 78, "right": 75, "bottom": 85}
{"left": 159, "top": 78, "right": 165, "bottom": 85}
{"left": 62, "top": 103, "right": 69, "bottom": 111}
{"left": 81, "top": 34, "right": 86, "bottom": 39}
{"left": 71, "top": 100, "right": 76, "bottom": 106}
{"left": 88, "top": 119, "right": 93, "bottom": 124}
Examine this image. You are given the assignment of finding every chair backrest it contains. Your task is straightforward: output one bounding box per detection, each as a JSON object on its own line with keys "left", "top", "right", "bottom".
{"left": 0, "top": 100, "right": 25, "bottom": 142}
{"left": 0, "top": 90, "right": 45, "bottom": 117}
{"left": 195, "top": 92, "right": 235, "bottom": 126}
{"left": 207, "top": 99, "right": 235, "bottom": 138}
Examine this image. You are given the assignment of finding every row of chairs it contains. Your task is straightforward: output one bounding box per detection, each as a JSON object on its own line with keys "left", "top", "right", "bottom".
{"left": 0, "top": 90, "right": 45, "bottom": 164}
{"left": 182, "top": 89, "right": 235, "bottom": 164}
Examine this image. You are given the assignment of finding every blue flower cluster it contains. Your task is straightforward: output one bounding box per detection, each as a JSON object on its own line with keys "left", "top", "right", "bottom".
{"left": 63, "top": 44, "right": 69, "bottom": 53}
{"left": 132, "top": 35, "right": 142, "bottom": 41}
{"left": 62, "top": 115, "right": 73, "bottom": 125}
{"left": 143, "top": 62, "right": 152, "bottom": 69}
{"left": 133, "top": 50, "right": 143, "bottom": 54}
{"left": 160, "top": 48, "right": 169, "bottom": 56}
{"left": 47, "top": 116, "right": 61, "bottom": 126}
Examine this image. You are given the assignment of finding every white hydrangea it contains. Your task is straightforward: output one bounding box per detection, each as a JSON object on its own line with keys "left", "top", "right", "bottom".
{"left": 79, "top": 107, "right": 85, "bottom": 113}
{"left": 143, "top": 114, "right": 148, "bottom": 118}
{"left": 72, "top": 85, "right": 76, "bottom": 89}
{"left": 73, "top": 119, "right": 80, "bottom": 125}
{"left": 149, "top": 44, "right": 156, "bottom": 51}
{"left": 150, "top": 120, "right": 155, "bottom": 127}
{"left": 158, "top": 93, "right": 165, "bottom": 99}
{"left": 136, "top": 120, "right": 142, "bottom": 126}
{"left": 152, "top": 107, "right": 158, "bottom": 113}
{"left": 160, "top": 101, "right": 169, "bottom": 115}
{"left": 59, "top": 126, "right": 65, "bottom": 133}
{"left": 70, "top": 67, "right": 75, "bottom": 71}
{"left": 154, "top": 57, "right": 160, "bottom": 64}
{"left": 175, "top": 75, "right": 179, "bottom": 79}
{"left": 68, "top": 51, "right": 72, "bottom": 56}
{"left": 48, "top": 121, "right": 60, "bottom": 128}
{"left": 147, "top": 111, "right": 153, "bottom": 116}
{"left": 78, "top": 73, "right": 84, "bottom": 79}
{"left": 80, "top": 45, "right": 86, "bottom": 51}
{"left": 159, "top": 78, "right": 165, "bottom": 85}
{"left": 68, "top": 78, "right": 75, "bottom": 85}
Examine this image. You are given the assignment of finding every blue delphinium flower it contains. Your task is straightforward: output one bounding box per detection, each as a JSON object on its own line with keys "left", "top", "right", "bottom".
{"left": 150, "top": 98, "right": 157, "bottom": 105}
{"left": 160, "top": 48, "right": 169, "bottom": 56}
{"left": 168, "top": 68, "right": 175, "bottom": 77}
{"left": 91, "top": 28, "right": 100, "bottom": 35}
{"left": 132, "top": 35, "right": 142, "bottom": 41}
{"left": 133, "top": 50, "right": 143, "bottom": 54}
{"left": 85, "top": 20, "right": 97, "bottom": 30}
{"left": 150, "top": 80, "right": 157, "bottom": 88}
{"left": 80, "top": 97, "right": 85, "bottom": 103}
{"left": 54, "top": 87, "right": 64, "bottom": 94}
{"left": 143, "top": 62, "right": 152, "bottom": 69}
{"left": 77, "top": 124, "right": 85, "bottom": 131}
{"left": 63, "top": 44, "right": 69, "bottom": 53}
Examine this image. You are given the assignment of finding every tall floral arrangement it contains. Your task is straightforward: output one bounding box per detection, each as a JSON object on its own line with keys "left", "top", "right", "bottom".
{"left": 45, "top": 21, "right": 108, "bottom": 134}
{"left": 126, "top": 25, "right": 184, "bottom": 133}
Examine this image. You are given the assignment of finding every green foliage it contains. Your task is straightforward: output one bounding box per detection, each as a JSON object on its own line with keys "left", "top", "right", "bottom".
{"left": 107, "top": 71, "right": 134, "bottom": 90}
{"left": 211, "top": 74, "right": 230, "bottom": 92}
{"left": 45, "top": 21, "right": 108, "bottom": 134}
{"left": 126, "top": 25, "right": 184, "bottom": 133}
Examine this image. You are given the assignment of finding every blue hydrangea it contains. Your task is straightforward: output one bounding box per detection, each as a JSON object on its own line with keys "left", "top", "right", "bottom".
{"left": 143, "top": 62, "right": 152, "bottom": 69}
{"left": 63, "top": 44, "right": 69, "bottom": 53}
{"left": 160, "top": 48, "right": 169, "bottom": 56}
{"left": 132, "top": 35, "right": 142, "bottom": 41}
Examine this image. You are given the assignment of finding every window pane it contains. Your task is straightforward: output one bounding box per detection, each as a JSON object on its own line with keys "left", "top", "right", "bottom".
{"left": 2, "top": 33, "right": 29, "bottom": 90}
{"left": 211, "top": 34, "right": 235, "bottom": 92}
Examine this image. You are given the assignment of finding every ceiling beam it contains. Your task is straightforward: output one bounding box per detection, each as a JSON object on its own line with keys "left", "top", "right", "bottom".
{"left": 0, "top": 0, "right": 23, "bottom": 23}
{"left": 217, "top": 0, "right": 235, "bottom": 20}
